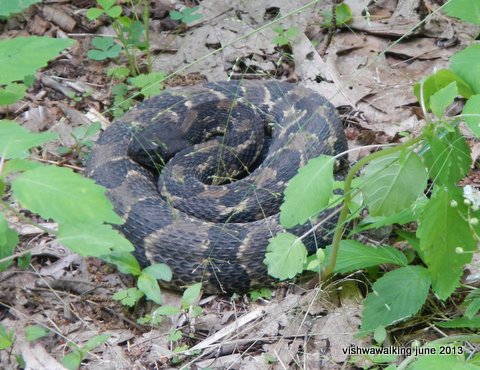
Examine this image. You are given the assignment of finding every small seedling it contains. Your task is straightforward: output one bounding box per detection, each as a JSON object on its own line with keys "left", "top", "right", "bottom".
{"left": 87, "top": 37, "right": 122, "bottom": 61}
{"left": 169, "top": 6, "right": 202, "bottom": 24}
{"left": 86, "top": 0, "right": 122, "bottom": 20}
{"left": 272, "top": 26, "right": 299, "bottom": 46}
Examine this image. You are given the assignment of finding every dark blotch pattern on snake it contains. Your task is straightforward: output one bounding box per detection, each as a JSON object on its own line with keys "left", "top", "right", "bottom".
{"left": 86, "top": 80, "right": 348, "bottom": 294}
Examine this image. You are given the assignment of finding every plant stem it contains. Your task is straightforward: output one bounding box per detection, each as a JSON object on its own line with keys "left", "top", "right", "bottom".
{"left": 143, "top": 0, "right": 152, "bottom": 73}
{"left": 321, "top": 134, "right": 424, "bottom": 279}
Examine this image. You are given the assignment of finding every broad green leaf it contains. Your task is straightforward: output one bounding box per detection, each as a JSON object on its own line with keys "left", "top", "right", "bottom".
{"left": 138, "top": 272, "right": 162, "bottom": 304}
{"left": 86, "top": 7, "right": 104, "bottom": 20}
{"left": 143, "top": 264, "right": 172, "bottom": 282}
{"left": 462, "top": 94, "right": 480, "bottom": 137}
{"left": 0, "top": 83, "right": 27, "bottom": 106}
{"left": 153, "top": 305, "right": 181, "bottom": 316}
{"left": 417, "top": 186, "right": 476, "bottom": 299}
{"left": 410, "top": 354, "right": 478, "bottom": 370}
{"left": 103, "top": 252, "right": 141, "bottom": 276}
{"left": 324, "top": 240, "right": 408, "bottom": 274}
{"left": 436, "top": 316, "right": 480, "bottom": 328}
{"left": 396, "top": 230, "right": 422, "bottom": 256}
{"left": 0, "top": 120, "right": 57, "bottom": 159}
{"left": 112, "top": 287, "right": 144, "bottom": 307}
{"left": 360, "top": 151, "right": 428, "bottom": 217}
{"left": 0, "top": 0, "right": 41, "bottom": 17}
{"left": 83, "top": 334, "right": 110, "bottom": 351}
{"left": 264, "top": 232, "right": 307, "bottom": 280}
{"left": 12, "top": 166, "right": 122, "bottom": 225}
{"left": 25, "top": 326, "right": 49, "bottom": 342}
{"left": 0, "top": 37, "right": 75, "bottom": 84}
{"left": 413, "top": 69, "right": 473, "bottom": 109}
{"left": 61, "top": 351, "right": 82, "bottom": 370}
{"left": 57, "top": 223, "right": 133, "bottom": 257}
{"left": 444, "top": 0, "right": 480, "bottom": 25}
{"left": 2, "top": 160, "right": 43, "bottom": 179}
{"left": 280, "top": 155, "right": 334, "bottom": 228}
{"left": 0, "top": 213, "right": 19, "bottom": 271}
{"left": 451, "top": 44, "right": 480, "bottom": 94}
{"left": 430, "top": 81, "right": 458, "bottom": 118}
{"left": 182, "top": 283, "right": 202, "bottom": 308}
{"left": 361, "top": 266, "right": 431, "bottom": 331}
{"left": 423, "top": 127, "right": 471, "bottom": 184}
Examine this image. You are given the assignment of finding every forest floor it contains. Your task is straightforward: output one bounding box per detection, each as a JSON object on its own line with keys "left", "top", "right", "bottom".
{"left": 1, "top": 0, "right": 479, "bottom": 369}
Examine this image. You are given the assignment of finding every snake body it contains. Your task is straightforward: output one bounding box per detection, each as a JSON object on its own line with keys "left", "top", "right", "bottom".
{"left": 86, "top": 80, "right": 347, "bottom": 294}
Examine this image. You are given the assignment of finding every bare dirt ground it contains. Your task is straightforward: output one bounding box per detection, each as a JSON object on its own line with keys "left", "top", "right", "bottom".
{"left": 1, "top": 0, "right": 479, "bottom": 369}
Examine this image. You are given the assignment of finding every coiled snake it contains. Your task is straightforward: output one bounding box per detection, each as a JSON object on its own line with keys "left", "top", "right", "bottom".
{"left": 86, "top": 80, "right": 347, "bottom": 294}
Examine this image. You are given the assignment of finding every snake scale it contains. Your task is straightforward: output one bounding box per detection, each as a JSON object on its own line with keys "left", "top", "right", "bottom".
{"left": 86, "top": 80, "right": 348, "bottom": 294}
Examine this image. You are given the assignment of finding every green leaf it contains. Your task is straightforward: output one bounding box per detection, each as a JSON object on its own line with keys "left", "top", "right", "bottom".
{"left": 153, "top": 305, "right": 181, "bottom": 316}
{"left": 0, "top": 120, "right": 57, "bottom": 159}
{"left": 436, "top": 316, "right": 480, "bottom": 328}
{"left": 413, "top": 69, "right": 473, "bottom": 110}
{"left": 169, "top": 10, "right": 183, "bottom": 20}
{"left": 0, "top": 83, "right": 27, "bottom": 106}
{"left": 0, "top": 37, "right": 75, "bottom": 84}
{"left": 112, "top": 287, "right": 144, "bottom": 307}
{"left": 249, "top": 287, "right": 272, "bottom": 301}
{"left": 451, "top": 44, "right": 480, "bottom": 94}
{"left": 409, "top": 354, "right": 476, "bottom": 370}
{"left": 86, "top": 7, "right": 104, "bottom": 20}
{"left": 105, "top": 5, "right": 122, "bottom": 18}
{"left": 430, "top": 81, "right": 458, "bottom": 118}
{"left": 285, "top": 27, "right": 300, "bottom": 38}
{"left": 280, "top": 155, "right": 335, "bottom": 228}
{"left": 444, "top": 0, "right": 480, "bottom": 25}
{"left": 360, "top": 151, "right": 428, "bottom": 217}
{"left": 103, "top": 252, "right": 141, "bottom": 276}
{"left": 61, "top": 351, "right": 82, "bottom": 370}
{"left": 417, "top": 186, "right": 476, "bottom": 300}
{"left": 138, "top": 272, "right": 162, "bottom": 304}
{"left": 324, "top": 240, "right": 408, "bottom": 274}
{"left": 423, "top": 127, "right": 471, "bottom": 184}
{"left": 97, "top": 0, "right": 116, "bottom": 10}
{"left": 464, "top": 290, "right": 480, "bottom": 319}
{"left": 12, "top": 166, "right": 122, "bottom": 225}
{"left": 0, "top": 324, "right": 14, "bottom": 350}
{"left": 88, "top": 37, "right": 122, "bottom": 61}
{"left": 143, "top": 264, "right": 172, "bottom": 282}
{"left": 83, "top": 334, "right": 110, "bottom": 352}
{"left": 57, "top": 223, "right": 133, "bottom": 257}
{"left": 25, "top": 326, "right": 49, "bottom": 342}
{"left": 107, "top": 66, "right": 130, "bottom": 80}
{"left": 182, "top": 7, "right": 202, "bottom": 23}
{"left": 462, "top": 94, "right": 480, "bottom": 137}
{"left": 322, "top": 3, "right": 353, "bottom": 26}
{"left": 1, "top": 159, "right": 43, "bottom": 179}
{"left": 0, "top": 213, "right": 19, "bottom": 271}
{"left": 264, "top": 232, "right": 307, "bottom": 280}
{"left": 129, "top": 72, "right": 167, "bottom": 98}
{"left": 182, "top": 283, "right": 202, "bottom": 308}
{"left": 0, "top": 0, "right": 41, "bottom": 17}
{"left": 361, "top": 266, "right": 431, "bottom": 331}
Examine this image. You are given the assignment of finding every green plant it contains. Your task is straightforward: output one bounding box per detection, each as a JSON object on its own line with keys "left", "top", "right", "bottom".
{"left": 108, "top": 252, "right": 172, "bottom": 305}
{"left": 321, "top": 2, "right": 353, "bottom": 27}
{"left": 264, "top": 0, "right": 480, "bottom": 346}
{"left": 272, "top": 26, "right": 299, "bottom": 47}
{"left": 61, "top": 334, "right": 111, "bottom": 370}
{"left": 169, "top": 6, "right": 202, "bottom": 25}
{"left": 0, "top": 0, "right": 41, "bottom": 18}
{"left": 86, "top": 0, "right": 152, "bottom": 75}
{"left": 0, "top": 324, "right": 14, "bottom": 350}
{"left": 57, "top": 122, "right": 102, "bottom": 159}
{"left": 0, "top": 36, "right": 74, "bottom": 106}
